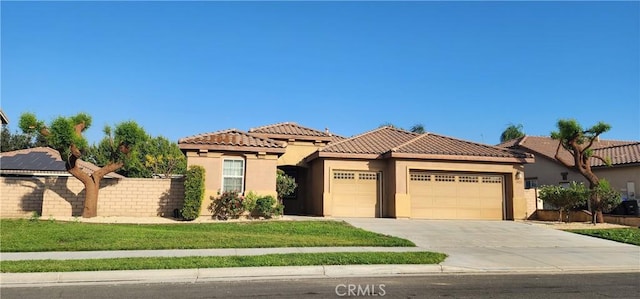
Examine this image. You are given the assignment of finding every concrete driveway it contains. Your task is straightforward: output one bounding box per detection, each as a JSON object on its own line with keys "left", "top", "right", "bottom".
{"left": 341, "top": 218, "right": 640, "bottom": 272}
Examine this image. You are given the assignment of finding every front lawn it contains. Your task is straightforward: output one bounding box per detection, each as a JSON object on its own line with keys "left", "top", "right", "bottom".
{"left": 565, "top": 228, "right": 640, "bottom": 246}
{"left": 0, "top": 252, "right": 447, "bottom": 273}
{"left": 0, "top": 219, "right": 414, "bottom": 252}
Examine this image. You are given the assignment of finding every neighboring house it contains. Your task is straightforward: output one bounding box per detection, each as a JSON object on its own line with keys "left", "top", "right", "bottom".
{"left": 180, "top": 124, "right": 534, "bottom": 220}
{"left": 499, "top": 136, "right": 639, "bottom": 204}
{"left": 0, "top": 147, "right": 125, "bottom": 178}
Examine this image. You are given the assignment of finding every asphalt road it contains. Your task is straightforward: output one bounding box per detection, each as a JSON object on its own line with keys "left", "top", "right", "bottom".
{"left": 2, "top": 272, "right": 638, "bottom": 299}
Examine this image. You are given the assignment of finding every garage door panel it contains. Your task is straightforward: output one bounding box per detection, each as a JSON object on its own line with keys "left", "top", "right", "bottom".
{"left": 410, "top": 172, "right": 504, "bottom": 220}
{"left": 332, "top": 171, "right": 379, "bottom": 218}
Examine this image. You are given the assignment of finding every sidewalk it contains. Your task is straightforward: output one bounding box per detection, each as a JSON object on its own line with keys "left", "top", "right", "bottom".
{"left": 1, "top": 217, "right": 639, "bottom": 287}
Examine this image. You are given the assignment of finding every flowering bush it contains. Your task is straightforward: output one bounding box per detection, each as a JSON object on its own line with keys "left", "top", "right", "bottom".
{"left": 209, "top": 191, "right": 245, "bottom": 220}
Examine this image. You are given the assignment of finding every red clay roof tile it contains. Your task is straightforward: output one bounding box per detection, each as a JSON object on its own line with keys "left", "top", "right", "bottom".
{"left": 178, "top": 129, "right": 286, "bottom": 154}
{"left": 499, "top": 136, "right": 639, "bottom": 167}
{"left": 319, "top": 126, "right": 419, "bottom": 155}
{"left": 313, "top": 127, "right": 531, "bottom": 162}
{"left": 393, "top": 133, "right": 533, "bottom": 159}
{"left": 248, "top": 122, "right": 344, "bottom": 142}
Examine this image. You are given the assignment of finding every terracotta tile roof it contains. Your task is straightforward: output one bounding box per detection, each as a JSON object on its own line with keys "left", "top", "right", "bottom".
{"left": 248, "top": 122, "right": 344, "bottom": 142}
{"left": 0, "top": 147, "right": 125, "bottom": 178}
{"left": 178, "top": 129, "right": 286, "bottom": 154}
{"left": 390, "top": 133, "right": 533, "bottom": 161}
{"left": 309, "top": 126, "right": 532, "bottom": 163}
{"left": 318, "top": 126, "right": 419, "bottom": 156}
{"left": 499, "top": 136, "right": 639, "bottom": 167}
{"left": 592, "top": 142, "right": 640, "bottom": 166}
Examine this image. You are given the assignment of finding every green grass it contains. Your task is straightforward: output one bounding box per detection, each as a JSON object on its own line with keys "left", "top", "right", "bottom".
{"left": 0, "top": 219, "right": 414, "bottom": 252}
{"left": 565, "top": 228, "right": 640, "bottom": 246}
{"left": 0, "top": 252, "right": 446, "bottom": 273}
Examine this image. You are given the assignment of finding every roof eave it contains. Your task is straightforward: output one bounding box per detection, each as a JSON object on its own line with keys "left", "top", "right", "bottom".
{"left": 179, "top": 143, "right": 286, "bottom": 154}
{"left": 306, "top": 151, "right": 381, "bottom": 161}
{"left": 387, "top": 152, "right": 535, "bottom": 164}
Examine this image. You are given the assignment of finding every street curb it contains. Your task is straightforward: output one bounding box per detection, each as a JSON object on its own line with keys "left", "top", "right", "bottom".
{"left": 2, "top": 265, "right": 639, "bottom": 287}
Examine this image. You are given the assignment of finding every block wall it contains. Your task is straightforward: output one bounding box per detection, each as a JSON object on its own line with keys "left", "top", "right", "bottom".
{"left": 0, "top": 177, "right": 185, "bottom": 218}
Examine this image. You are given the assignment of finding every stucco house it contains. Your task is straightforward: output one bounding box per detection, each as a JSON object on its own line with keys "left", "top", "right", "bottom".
{"left": 180, "top": 123, "right": 534, "bottom": 220}
{"left": 499, "top": 136, "right": 640, "bottom": 204}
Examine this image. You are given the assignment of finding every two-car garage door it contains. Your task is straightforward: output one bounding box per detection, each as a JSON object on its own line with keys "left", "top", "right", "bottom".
{"left": 329, "top": 170, "right": 504, "bottom": 220}
{"left": 409, "top": 171, "right": 504, "bottom": 220}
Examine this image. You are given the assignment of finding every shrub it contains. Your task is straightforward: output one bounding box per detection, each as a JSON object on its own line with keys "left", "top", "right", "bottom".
{"left": 591, "top": 179, "right": 621, "bottom": 213}
{"left": 276, "top": 169, "right": 297, "bottom": 204}
{"left": 180, "top": 165, "right": 205, "bottom": 221}
{"left": 538, "top": 182, "right": 588, "bottom": 222}
{"left": 210, "top": 191, "right": 245, "bottom": 220}
{"left": 243, "top": 191, "right": 259, "bottom": 217}
{"left": 255, "top": 195, "right": 278, "bottom": 218}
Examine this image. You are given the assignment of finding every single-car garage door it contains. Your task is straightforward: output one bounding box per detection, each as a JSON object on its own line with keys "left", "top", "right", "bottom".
{"left": 331, "top": 170, "right": 380, "bottom": 217}
{"left": 409, "top": 171, "right": 504, "bottom": 220}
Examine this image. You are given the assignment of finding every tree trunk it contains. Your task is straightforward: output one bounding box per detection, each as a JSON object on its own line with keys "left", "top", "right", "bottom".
{"left": 83, "top": 179, "right": 100, "bottom": 218}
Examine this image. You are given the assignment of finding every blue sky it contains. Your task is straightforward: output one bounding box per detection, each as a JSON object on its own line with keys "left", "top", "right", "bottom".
{"left": 2, "top": 1, "right": 638, "bottom": 146}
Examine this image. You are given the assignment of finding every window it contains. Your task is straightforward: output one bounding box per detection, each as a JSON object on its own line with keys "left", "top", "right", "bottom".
{"left": 525, "top": 178, "right": 538, "bottom": 189}
{"left": 334, "top": 172, "right": 355, "bottom": 180}
{"left": 410, "top": 173, "right": 431, "bottom": 181}
{"left": 359, "top": 173, "right": 378, "bottom": 180}
{"left": 459, "top": 176, "right": 479, "bottom": 183}
{"left": 482, "top": 176, "right": 502, "bottom": 184}
{"left": 222, "top": 159, "right": 244, "bottom": 193}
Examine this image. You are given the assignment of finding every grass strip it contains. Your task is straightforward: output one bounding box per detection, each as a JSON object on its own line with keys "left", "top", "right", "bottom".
{"left": 0, "top": 252, "right": 447, "bottom": 273}
{"left": 1, "top": 219, "right": 414, "bottom": 252}
{"left": 565, "top": 228, "right": 640, "bottom": 246}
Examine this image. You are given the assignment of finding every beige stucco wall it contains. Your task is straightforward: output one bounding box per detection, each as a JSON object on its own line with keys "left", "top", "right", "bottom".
{"left": 0, "top": 177, "right": 184, "bottom": 218}
{"left": 524, "top": 156, "right": 584, "bottom": 187}
{"left": 185, "top": 150, "right": 278, "bottom": 216}
{"left": 392, "top": 160, "right": 527, "bottom": 220}
{"left": 277, "top": 141, "right": 325, "bottom": 167}
{"left": 594, "top": 165, "right": 639, "bottom": 200}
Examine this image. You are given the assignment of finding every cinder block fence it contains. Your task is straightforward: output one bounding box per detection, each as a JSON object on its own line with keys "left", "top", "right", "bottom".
{"left": 0, "top": 177, "right": 185, "bottom": 218}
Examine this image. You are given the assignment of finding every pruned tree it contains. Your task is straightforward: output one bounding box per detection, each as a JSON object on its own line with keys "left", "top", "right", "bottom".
{"left": 550, "top": 119, "right": 612, "bottom": 223}
{"left": 500, "top": 123, "right": 525, "bottom": 143}
{"left": 19, "top": 112, "right": 147, "bottom": 218}
{"left": 87, "top": 135, "right": 185, "bottom": 178}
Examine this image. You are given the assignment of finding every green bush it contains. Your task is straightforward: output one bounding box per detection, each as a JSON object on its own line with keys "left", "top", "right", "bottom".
{"left": 591, "top": 179, "right": 621, "bottom": 213}
{"left": 538, "top": 182, "right": 588, "bottom": 222}
{"left": 276, "top": 169, "right": 297, "bottom": 203}
{"left": 243, "top": 191, "right": 259, "bottom": 217}
{"left": 210, "top": 191, "right": 245, "bottom": 220}
{"left": 255, "top": 195, "right": 278, "bottom": 218}
{"left": 180, "top": 165, "right": 205, "bottom": 221}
